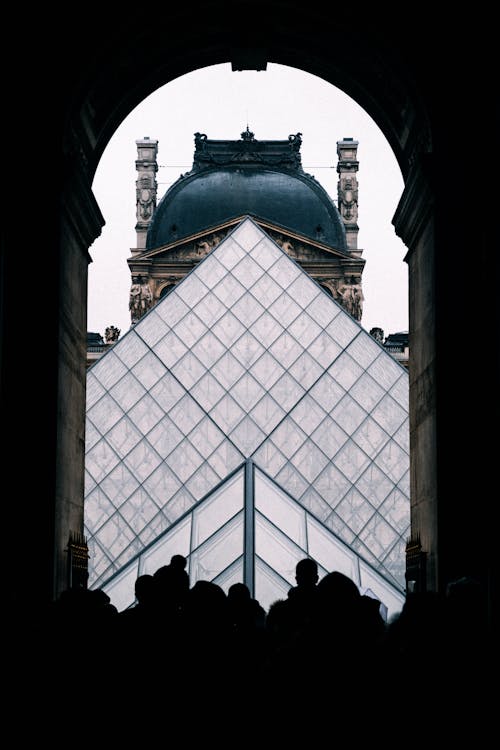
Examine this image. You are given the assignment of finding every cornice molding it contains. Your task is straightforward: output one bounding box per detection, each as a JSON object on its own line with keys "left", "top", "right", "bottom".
{"left": 60, "top": 169, "right": 105, "bottom": 260}
{"left": 392, "top": 155, "right": 434, "bottom": 257}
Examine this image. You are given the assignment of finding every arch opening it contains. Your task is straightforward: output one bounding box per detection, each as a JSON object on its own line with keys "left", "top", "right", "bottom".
{"left": 85, "top": 63, "right": 413, "bottom": 612}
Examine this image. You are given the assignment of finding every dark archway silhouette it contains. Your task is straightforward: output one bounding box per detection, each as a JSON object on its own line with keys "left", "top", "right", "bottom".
{"left": 1, "top": 4, "right": 496, "bottom": 626}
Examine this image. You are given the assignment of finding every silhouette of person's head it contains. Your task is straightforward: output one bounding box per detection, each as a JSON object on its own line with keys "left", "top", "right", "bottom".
{"left": 153, "top": 558, "right": 189, "bottom": 610}
{"left": 316, "top": 571, "right": 361, "bottom": 612}
{"left": 228, "top": 582, "right": 251, "bottom": 604}
{"left": 91, "top": 588, "right": 118, "bottom": 617}
{"left": 295, "top": 558, "right": 319, "bottom": 587}
{"left": 170, "top": 554, "right": 187, "bottom": 571}
{"left": 186, "top": 580, "right": 229, "bottom": 631}
{"left": 190, "top": 580, "right": 226, "bottom": 605}
{"left": 164, "top": 554, "right": 189, "bottom": 591}
{"left": 134, "top": 574, "right": 156, "bottom": 606}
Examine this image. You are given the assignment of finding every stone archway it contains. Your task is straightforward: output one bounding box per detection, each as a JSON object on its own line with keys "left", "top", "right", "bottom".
{"left": 2, "top": 5, "right": 495, "bottom": 615}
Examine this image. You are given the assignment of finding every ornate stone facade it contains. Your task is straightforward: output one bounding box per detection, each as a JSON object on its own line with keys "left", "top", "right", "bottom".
{"left": 127, "top": 133, "right": 366, "bottom": 325}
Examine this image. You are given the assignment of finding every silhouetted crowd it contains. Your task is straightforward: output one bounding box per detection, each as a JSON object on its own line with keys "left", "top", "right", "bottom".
{"left": 6, "top": 557, "right": 492, "bottom": 741}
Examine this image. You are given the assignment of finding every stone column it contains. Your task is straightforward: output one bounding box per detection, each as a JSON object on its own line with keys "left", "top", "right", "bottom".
{"left": 57, "top": 168, "right": 105, "bottom": 599}
{"left": 132, "top": 137, "right": 158, "bottom": 253}
{"left": 393, "top": 155, "right": 437, "bottom": 591}
{"left": 2, "top": 149, "right": 104, "bottom": 605}
{"left": 336, "top": 138, "right": 360, "bottom": 253}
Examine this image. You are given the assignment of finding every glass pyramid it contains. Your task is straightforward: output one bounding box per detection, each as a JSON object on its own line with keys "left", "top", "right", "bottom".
{"left": 85, "top": 217, "right": 410, "bottom": 616}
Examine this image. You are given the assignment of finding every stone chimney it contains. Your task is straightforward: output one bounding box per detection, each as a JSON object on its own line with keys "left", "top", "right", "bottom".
{"left": 336, "top": 138, "right": 361, "bottom": 255}
{"left": 132, "top": 137, "right": 158, "bottom": 253}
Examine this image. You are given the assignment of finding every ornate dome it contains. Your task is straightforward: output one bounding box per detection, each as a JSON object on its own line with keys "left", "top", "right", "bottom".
{"left": 146, "top": 130, "right": 348, "bottom": 251}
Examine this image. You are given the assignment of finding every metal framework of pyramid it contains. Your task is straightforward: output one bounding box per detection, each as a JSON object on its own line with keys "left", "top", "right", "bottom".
{"left": 85, "top": 218, "right": 410, "bottom": 616}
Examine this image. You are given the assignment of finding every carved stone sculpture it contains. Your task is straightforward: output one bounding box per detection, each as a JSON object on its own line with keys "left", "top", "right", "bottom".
{"left": 129, "top": 275, "right": 153, "bottom": 324}
{"left": 104, "top": 325, "right": 121, "bottom": 343}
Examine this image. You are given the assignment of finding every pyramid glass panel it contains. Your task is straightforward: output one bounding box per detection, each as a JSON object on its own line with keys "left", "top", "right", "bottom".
{"left": 113, "top": 328, "right": 149, "bottom": 367}
{"left": 141, "top": 515, "right": 192, "bottom": 575}
{"left": 213, "top": 558, "right": 245, "bottom": 592}
{"left": 153, "top": 332, "right": 188, "bottom": 369}
{"left": 268, "top": 292, "right": 302, "bottom": 328}
{"left": 91, "top": 351, "right": 128, "bottom": 389}
{"left": 255, "top": 512, "right": 306, "bottom": 584}
{"left": 191, "top": 470, "right": 244, "bottom": 548}
{"left": 86, "top": 373, "right": 106, "bottom": 409}
{"left": 306, "top": 515, "right": 360, "bottom": 582}
{"left": 255, "top": 470, "right": 307, "bottom": 548}
{"left": 359, "top": 560, "right": 405, "bottom": 619}
{"left": 86, "top": 486, "right": 116, "bottom": 532}
{"left": 87, "top": 394, "right": 124, "bottom": 435}
{"left": 255, "top": 557, "right": 292, "bottom": 612}
{"left": 289, "top": 351, "right": 324, "bottom": 390}
{"left": 106, "top": 417, "right": 143, "bottom": 456}
{"left": 102, "top": 563, "right": 139, "bottom": 614}
{"left": 189, "top": 512, "right": 244, "bottom": 584}
{"left": 85, "top": 218, "right": 410, "bottom": 609}
{"left": 135, "top": 309, "right": 169, "bottom": 346}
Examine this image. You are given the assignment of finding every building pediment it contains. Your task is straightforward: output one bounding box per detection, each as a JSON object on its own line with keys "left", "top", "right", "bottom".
{"left": 130, "top": 215, "right": 354, "bottom": 265}
{"left": 127, "top": 215, "right": 364, "bottom": 323}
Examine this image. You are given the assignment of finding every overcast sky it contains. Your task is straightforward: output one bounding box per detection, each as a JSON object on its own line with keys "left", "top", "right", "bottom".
{"left": 88, "top": 63, "right": 408, "bottom": 340}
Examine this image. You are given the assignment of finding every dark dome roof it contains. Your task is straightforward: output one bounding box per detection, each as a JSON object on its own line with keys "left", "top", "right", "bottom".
{"left": 146, "top": 132, "right": 347, "bottom": 251}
